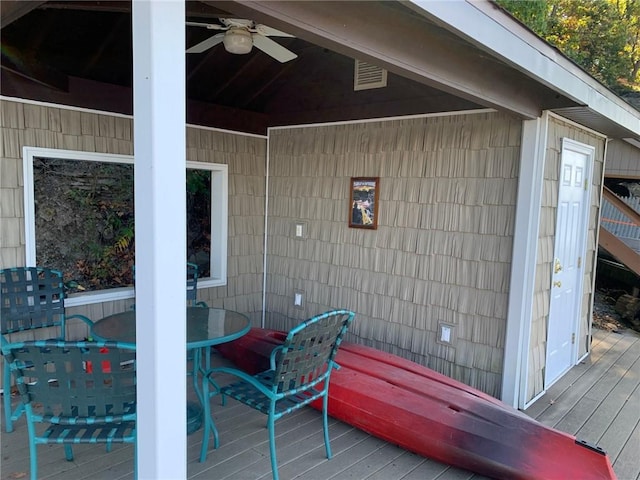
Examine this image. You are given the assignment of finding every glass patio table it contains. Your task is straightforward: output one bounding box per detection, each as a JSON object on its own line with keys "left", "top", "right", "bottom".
{"left": 90, "top": 306, "right": 251, "bottom": 433}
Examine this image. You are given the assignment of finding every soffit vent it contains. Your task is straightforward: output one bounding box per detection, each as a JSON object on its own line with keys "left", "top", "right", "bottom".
{"left": 354, "top": 59, "right": 387, "bottom": 91}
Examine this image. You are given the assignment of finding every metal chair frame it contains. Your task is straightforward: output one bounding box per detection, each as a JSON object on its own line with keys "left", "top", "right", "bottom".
{"left": 184, "top": 262, "right": 212, "bottom": 375}
{"left": 199, "top": 309, "right": 355, "bottom": 480}
{"left": 2, "top": 340, "right": 137, "bottom": 480}
{"left": 1, "top": 267, "right": 94, "bottom": 432}
{"left": 186, "top": 262, "right": 200, "bottom": 305}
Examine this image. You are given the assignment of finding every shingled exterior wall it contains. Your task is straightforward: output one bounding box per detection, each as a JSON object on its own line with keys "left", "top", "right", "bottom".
{"left": 0, "top": 98, "right": 266, "bottom": 336}
{"left": 265, "top": 111, "right": 521, "bottom": 397}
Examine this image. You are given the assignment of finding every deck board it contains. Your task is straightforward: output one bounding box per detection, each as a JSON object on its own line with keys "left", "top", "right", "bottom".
{"left": 526, "top": 328, "right": 640, "bottom": 480}
{"left": 529, "top": 332, "right": 637, "bottom": 426}
{"left": 555, "top": 340, "right": 640, "bottom": 437}
{"left": 615, "top": 418, "right": 640, "bottom": 480}
{"left": 598, "top": 381, "right": 640, "bottom": 463}
{"left": 360, "top": 451, "right": 428, "bottom": 480}
{"left": 2, "top": 327, "right": 638, "bottom": 480}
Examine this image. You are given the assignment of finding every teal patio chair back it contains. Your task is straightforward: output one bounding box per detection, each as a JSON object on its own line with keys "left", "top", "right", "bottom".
{"left": 185, "top": 262, "right": 212, "bottom": 372}
{"left": 2, "top": 340, "right": 137, "bottom": 480}
{"left": 1, "top": 267, "right": 65, "bottom": 335}
{"left": 200, "top": 309, "right": 355, "bottom": 480}
{"left": 186, "top": 262, "right": 199, "bottom": 305}
{"left": 1, "top": 267, "right": 94, "bottom": 432}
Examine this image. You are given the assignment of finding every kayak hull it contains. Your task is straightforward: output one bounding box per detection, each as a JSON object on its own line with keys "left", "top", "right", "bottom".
{"left": 216, "top": 328, "right": 616, "bottom": 480}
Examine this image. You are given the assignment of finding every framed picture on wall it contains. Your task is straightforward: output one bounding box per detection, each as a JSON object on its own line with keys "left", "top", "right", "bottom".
{"left": 349, "top": 177, "right": 379, "bottom": 229}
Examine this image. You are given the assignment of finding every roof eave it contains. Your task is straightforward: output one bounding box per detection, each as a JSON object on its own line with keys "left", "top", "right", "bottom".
{"left": 407, "top": 0, "right": 640, "bottom": 140}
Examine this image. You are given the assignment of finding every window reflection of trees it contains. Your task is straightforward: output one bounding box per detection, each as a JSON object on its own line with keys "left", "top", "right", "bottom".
{"left": 187, "top": 169, "right": 212, "bottom": 278}
{"left": 34, "top": 158, "right": 135, "bottom": 292}
{"left": 33, "top": 160, "right": 213, "bottom": 292}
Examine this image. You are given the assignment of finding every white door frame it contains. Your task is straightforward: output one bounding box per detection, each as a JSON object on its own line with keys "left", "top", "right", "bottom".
{"left": 544, "top": 137, "right": 595, "bottom": 387}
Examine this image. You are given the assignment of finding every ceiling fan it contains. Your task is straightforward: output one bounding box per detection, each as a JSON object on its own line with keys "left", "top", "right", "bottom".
{"left": 186, "top": 18, "right": 297, "bottom": 63}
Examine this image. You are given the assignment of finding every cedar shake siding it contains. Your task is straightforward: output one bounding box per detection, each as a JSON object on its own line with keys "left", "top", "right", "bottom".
{"left": 264, "top": 111, "right": 521, "bottom": 397}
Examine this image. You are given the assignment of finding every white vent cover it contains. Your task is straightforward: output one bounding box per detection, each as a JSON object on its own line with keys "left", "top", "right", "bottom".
{"left": 354, "top": 59, "right": 387, "bottom": 91}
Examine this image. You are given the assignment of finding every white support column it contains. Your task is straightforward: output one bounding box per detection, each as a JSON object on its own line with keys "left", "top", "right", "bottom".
{"left": 132, "top": 1, "right": 187, "bottom": 478}
{"left": 501, "top": 115, "right": 547, "bottom": 409}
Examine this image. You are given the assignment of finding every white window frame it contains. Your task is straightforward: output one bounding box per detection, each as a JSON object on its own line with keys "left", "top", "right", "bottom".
{"left": 23, "top": 146, "right": 228, "bottom": 306}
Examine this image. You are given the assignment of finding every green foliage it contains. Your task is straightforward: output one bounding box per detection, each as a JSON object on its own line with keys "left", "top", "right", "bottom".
{"left": 115, "top": 228, "right": 134, "bottom": 253}
{"left": 618, "top": 0, "right": 640, "bottom": 84}
{"left": 35, "top": 159, "right": 213, "bottom": 291}
{"left": 51, "top": 163, "right": 135, "bottom": 291}
{"left": 500, "top": 0, "right": 640, "bottom": 89}
{"left": 187, "top": 169, "right": 210, "bottom": 195}
{"left": 547, "top": 0, "right": 628, "bottom": 85}
{"left": 186, "top": 169, "right": 212, "bottom": 267}
{"left": 496, "top": 0, "right": 550, "bottom": 35}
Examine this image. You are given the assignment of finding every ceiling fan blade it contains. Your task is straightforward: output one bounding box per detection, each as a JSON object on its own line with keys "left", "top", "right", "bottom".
{"left": 186, "top": 33, "right": 224, "bottom": 53}
{"left": 186, "top": 21, "right": 226, "bottom": 31}
{"left": 254, "top": 24, "right": 294, "bottom": 38}
{"left": 252, "top": 34, "right": 297, "bottom": 63}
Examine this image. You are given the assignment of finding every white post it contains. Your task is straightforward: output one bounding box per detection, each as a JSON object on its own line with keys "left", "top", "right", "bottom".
{"left": 132, "top": 1, "right": 187, "bottom": 478}
{"left": 501, "top": 115, "right": 547, "bottom": 409}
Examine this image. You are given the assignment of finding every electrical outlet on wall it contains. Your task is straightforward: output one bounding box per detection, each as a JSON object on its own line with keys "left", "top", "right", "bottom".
{"left": 294, "top": 290, "right": 305, "bottom": 308}
{"left": 440, "top": 325, "right": 451, "bottom": 343}
{"left": 294, "top": 222, "right": 307, "bottom": 239}
{"left": 437, "top": 322, "right": 455, "bottom": 346}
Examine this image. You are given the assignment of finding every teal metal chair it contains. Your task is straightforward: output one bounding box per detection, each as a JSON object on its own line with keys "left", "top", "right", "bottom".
{"left": 184, "top": 262, "right": 213, "bottom": 372}
{"left": 199, "top": 309, "right": 355, "bottom": 480}
{"left": 1, "top": 267, "right": 94, "bottom": 432}
{"left": 186, "top": 262, "right": 202, "bottom": 306}
{"left": 2, "top": 340, "right": 137, "bottom": 480}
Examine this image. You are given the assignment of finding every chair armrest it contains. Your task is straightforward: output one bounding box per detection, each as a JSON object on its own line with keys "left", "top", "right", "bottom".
{"left": 269, "top": 345, "right": 284, "bottom": 371}
{"left": 66, "top": 314, "right": 94, "bottom": 327}
{"left": 204, "top": 366, "right": 275, "bottom": 398}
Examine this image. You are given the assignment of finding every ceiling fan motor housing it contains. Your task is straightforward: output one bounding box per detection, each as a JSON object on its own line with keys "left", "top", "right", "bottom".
{"left": 223, "top": 28, "right": 253, "bottom": 55}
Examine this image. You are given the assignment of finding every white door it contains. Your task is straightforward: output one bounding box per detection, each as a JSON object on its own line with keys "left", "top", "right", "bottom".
{"left": 545, "top": 139, "right": 594, "bottom": 386}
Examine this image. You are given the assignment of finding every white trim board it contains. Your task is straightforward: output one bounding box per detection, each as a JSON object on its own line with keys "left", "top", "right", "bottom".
{"left": 22, "top": 146, "right": 228, "bottom": 306}
{"left": 269, "top": 108, "right": 497, "bottom": 131}
{"left": 0, "top": 95, "right": 267, "bottom": 139}
{"left": 408, "top": 1, "right": 640, "bottom": 136}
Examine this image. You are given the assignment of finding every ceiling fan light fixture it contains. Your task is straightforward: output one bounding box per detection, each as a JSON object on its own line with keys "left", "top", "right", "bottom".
{"left": 223, "top": 28, "right": 253, "bottom": 55}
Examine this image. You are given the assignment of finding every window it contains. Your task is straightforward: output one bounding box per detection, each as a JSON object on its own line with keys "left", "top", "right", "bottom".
{"left": 23, "top": 147, "right": 227, "bottom": 306}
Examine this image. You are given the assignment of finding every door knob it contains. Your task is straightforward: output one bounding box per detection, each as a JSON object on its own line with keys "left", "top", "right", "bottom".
{"left": 553, "top": 280, "right": 562, "bottom": 288}
{"left": 554, "top": 259, "right": 563, "bottom": 274}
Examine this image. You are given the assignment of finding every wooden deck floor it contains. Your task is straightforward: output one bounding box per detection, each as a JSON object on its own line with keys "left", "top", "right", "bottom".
{"left": 525, "top": 327, "right": 640, "bottom": 480}
{"left": 2, "top": 327, "right": 638, "bottom": 480}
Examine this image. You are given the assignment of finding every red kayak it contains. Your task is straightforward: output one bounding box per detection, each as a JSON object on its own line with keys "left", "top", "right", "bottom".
{"left": 216, "top": 328, "right": 617, "bottom": 480}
